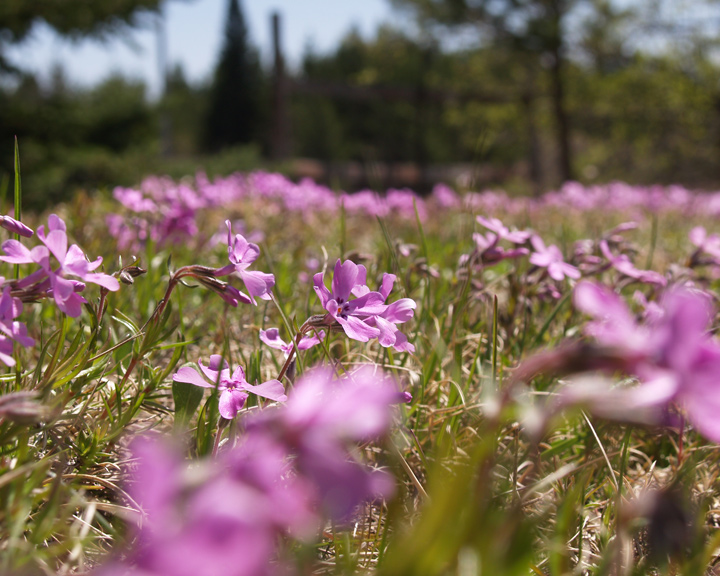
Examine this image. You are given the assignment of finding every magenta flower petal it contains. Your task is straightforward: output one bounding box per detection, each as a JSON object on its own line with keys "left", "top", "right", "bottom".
{"left": 298, "top": 330, "right": 324, "bottom": 350}
{"left": 529, "top": 252, "right": 552, "bottom": 267}
{"left": 383, "top": 298, "right": 416, "bottom": 323}
{"left": 199, "top": 355, "right": 231, "bottom": 383}
{"left": 374, "top": 315, "right": 398, "bottom": 347}
{"left": 259, "top": 328, "right": 287, "bottom": 351}
{"left": 313, "top": 271, "right": 332, "bottom": 307}
{"left": 331, "top": 259, "right": 359, "bottom": 303}
{"left": 41, "top": 229, "right": 68, "bottom": 263}
{"left": 242, "top": 379, "right": 287, "bottom": 402}
{"left": 0, "top": 240, "right": 40, "bottom": 264}
{"left": 173, "top": 366, "right": 215, "bottom": 388}
{"left": 238, "top": 269, "right": 274, "bottom": 302}
{"left": 219, "top": 389, "right": 248, "bottom": 419}
{"left": 338, "top": 315, "right": 380, "bottom": 341}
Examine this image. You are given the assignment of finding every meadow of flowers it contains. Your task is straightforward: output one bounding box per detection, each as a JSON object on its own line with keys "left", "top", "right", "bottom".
{"left": 4, "top": 154, "right": 720, "bottom": 575}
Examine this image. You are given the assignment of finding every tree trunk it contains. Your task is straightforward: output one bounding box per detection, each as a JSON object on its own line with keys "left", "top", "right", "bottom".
{"left": 549, "top": 0, "right": 573, "bottom": 183}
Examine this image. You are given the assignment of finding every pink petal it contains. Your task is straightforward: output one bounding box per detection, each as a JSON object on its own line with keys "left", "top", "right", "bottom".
{"left": 172, "top": 366, "right": 214, "bottom": 388}
{"left": 218, "top": 389, "right": 247, "bottom": 419}
{"left": 243, "top": 379, "right": 287, "bottom": 402}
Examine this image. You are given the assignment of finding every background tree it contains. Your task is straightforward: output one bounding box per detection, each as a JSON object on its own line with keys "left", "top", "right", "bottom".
{"left": 0, "top": 0, "right": 167, "bottom": 72}
{"left": 389, "top": 0, "right": 591, "bottom": 183}
{"left": 203, "top": 0, "right": 265, "bottom": 152}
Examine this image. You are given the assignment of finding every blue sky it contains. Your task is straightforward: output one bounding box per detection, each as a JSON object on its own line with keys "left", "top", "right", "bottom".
{"left": 6, "top": 0, "right": 398, "bottom": 97}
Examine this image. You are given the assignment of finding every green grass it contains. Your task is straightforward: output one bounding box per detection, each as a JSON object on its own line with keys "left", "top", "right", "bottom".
{"left": 0, "top": 172, "right": 719, "bottom": 576}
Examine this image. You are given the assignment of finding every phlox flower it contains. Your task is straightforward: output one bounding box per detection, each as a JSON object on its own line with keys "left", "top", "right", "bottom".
{"left": 0, "top": 285, "right": 34, "bottom": 366}
{"left": 259, "top": 327, "right": 324, "bottom": 357}
{"left": 571, "top": 281, "right": 720, "bottom": 442}
{"left": 94, "top": 365, "right": 404, "bottom": 576}
{"left": 472, "top": 232, "right": 530, "bottom": 266}
{"left": 0, "top": 214, "right": 119, "bottom": 317}
{"left": 689, "top": 226, "right": 720, "bottom": 267}
{"left": 173, "top": 355, "right": 286, "bottom": 419}
{"left": 359, "top": 273, "right": 416, "bottom": 352}
{"left": 599, "top": 239, "right": 666, "bottom": 286}
{"left": 313, "top": 259, "right": 388, "bottom": 342}
{"left": 476, "top": 215, "right": 531, "bottom": 244}
{"left": 96, "top": 437, "right": 286, "bottom": 576}
{"left": 529, "top": 235, "right": 580, "bottom": 281}
{"left": 248, "top": 366, "right": 397, "bottom": 520}
{"left": 215, "top": 220, "right": 275, "bottom": 304}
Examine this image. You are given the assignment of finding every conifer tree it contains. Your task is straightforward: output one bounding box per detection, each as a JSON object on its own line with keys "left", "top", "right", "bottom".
{"left": 203, "top": 0, "right": 262, "bottom": 152}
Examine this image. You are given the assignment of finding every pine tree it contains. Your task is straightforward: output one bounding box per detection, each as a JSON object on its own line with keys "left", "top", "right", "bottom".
{"left": 203, "top": 0, "right": 262, "bottom": 152}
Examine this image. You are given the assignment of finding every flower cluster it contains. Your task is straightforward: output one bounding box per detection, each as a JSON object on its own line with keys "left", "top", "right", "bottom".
{"left": 0, "top": 214, "right": 121, "bottom": 365}
{"left": 0, "top": 214, "right": 120, "bottom": 318}
{"left": 313, "top": 259, "right": 416, "bottom": 352}
{"left": 96, "top": 367, "right": 399, "bottom": 576}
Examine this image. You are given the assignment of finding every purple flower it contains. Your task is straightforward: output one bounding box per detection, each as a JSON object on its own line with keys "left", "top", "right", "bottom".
{"left": 530, "top": 235, "right": 581, "bottom": 281}
{"left": 173, "top": 355, "right": 286, "bottom": 419}
{"left": 572, "top": 282, "right": 720, "bottom": 442}
{"left": 96, "top": 437, "right": 287, "bottom": 576}
{"left": 476, "top": 215, "right": 531, "bottom": 244}
{"left": 215, "top": 220, "right": 275, "bottom": 305}
{"left": 250, "top": 366, "right": 397, "bottom": 520}
{"left": 599, "top": 239, "right": 666, "bottom": 286}
{"left": 360, "top": 273, "right": 416, "bottom": 352}
{"left": 0, "top": 214, "right": 119, "bottom": 317}
{"left": 472, "top": 232, "right": 530, "bottom": 266}
{"left": 573, "top": 281, "right": 647, "bottom": 353}
{"left": 0, "top": 285, "right": 34, "bottom": 366}
{"left": 259, "top": 327, "right": 324, "bottom": 357}
{"left": 313, "top": 259, "right": 387, "bottom": 342}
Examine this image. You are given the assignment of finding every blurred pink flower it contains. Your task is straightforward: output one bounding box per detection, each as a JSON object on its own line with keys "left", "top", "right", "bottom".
{"left": 572, "top": 282, "right": 720, "bottom": 442}
{"left": 530, "top": 235, "right": 580, "bottom": 281}
{"left": 599, "top": 239, "right": 666, "bottom": 286}
{"left": 476, "top": 215, "right": 531, "bottom": 244}
{"left": 250, "top": 365, "right": 397, "bottom": 519}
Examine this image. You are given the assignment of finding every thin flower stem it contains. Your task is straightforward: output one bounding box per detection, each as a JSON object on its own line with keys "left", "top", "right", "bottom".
{"left": 119, "top": 266, "right": 197, "bottom": 389}
{"left": 277, "top": 332, "right": 302, "bottom": 383}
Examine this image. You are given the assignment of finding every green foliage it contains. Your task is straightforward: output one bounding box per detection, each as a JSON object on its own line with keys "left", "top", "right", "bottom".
{"left": 0, "top": 0, "right": 167, "bottom": 75}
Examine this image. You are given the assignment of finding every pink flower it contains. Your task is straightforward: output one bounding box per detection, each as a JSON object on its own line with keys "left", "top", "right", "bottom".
{"left": 359, "top": 273, "right": 416, "bottom": 352}
{"left": 572, "top": 282, "right": 720, "bottom": 442}
{"left": 259, "top": 327, "right": 324, "bottom": 357}
{"left": 472, "top": 232, "right": 530, "bottom": 266}
{"left": 476, "top": 215, "right": 531, "bottom": 244}
{"left": 173, "top": 355, "right": 286, "bottom": 419}
{"left": 215, "top": 220, "right": 275, "bottom": 305}
{"left": 599, "top": 239, "right": 666, "bottom": 286}
{"left": 313, "top": 259, "right": 387, "bottom": 342}
{"left": 249, "top": 366, "right": 397, "bottom": 520}
{"left": 530, "top": 235, "right": 580, "bottom": 281}
{"left": 0, "top": 214, "right": 119, "bottom": 317}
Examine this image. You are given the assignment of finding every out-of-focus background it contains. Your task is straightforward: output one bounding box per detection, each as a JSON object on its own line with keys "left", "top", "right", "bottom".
{"left": 1, "top": 0, "right": 719, "bottom": 208}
